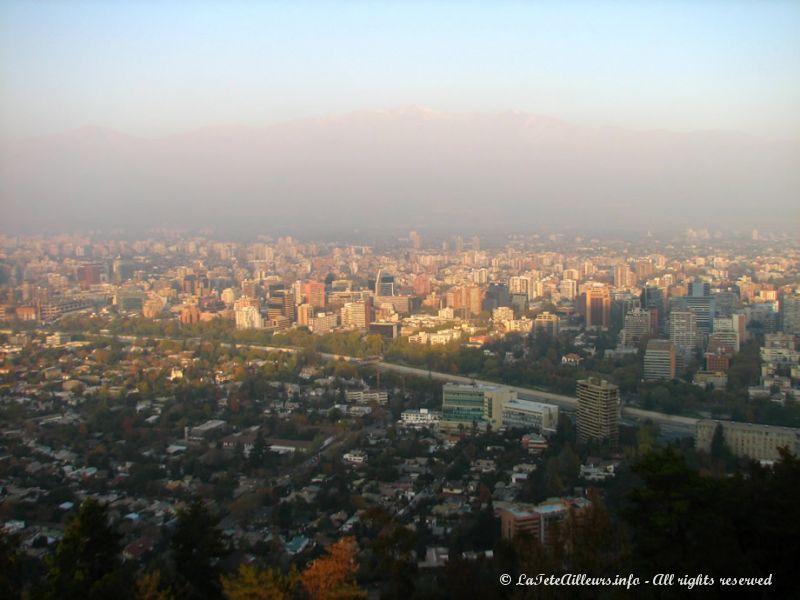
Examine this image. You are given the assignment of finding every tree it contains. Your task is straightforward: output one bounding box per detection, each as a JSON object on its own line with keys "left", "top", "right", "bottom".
{"left": 0, "top": 530, "right": 22, "bottom": 600}
{"left": 136, "top": 570, "right": 175, "bottom": 600}
{"left": 248, "top": 429, "right": 267, "bottom": 470}
{"left": 45, "top": 498, "right": 131, "bottom": 600}
{"left": 221, "top": 564, "right": 298, "bottom": 600}
{"left": 171, "top": 500, "right": 229, "bottom": 599}
{"left": 301, "top": 537, "right": 365, "bottom": 600}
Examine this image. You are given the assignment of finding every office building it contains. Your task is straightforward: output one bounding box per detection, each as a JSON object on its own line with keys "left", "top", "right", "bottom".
{"left": 533, "top": 311, "right": 560, "bottom": 337}
{"left": 621, "top": 307, "right": 652, "bottom": 348}
{"left": 781, "top": 294, "right": 800, "bottom": 335}
{"left": 502, "top": 399, "right": 559, "bottom": 434}
{"left": 669, "top": 309, "right": 699, "bottom": 360}
{"left": 305, "top": 281, "right": 326, "bottom": 308}
{"left": 696, "top": 420, "right": 800, "bottom": 461}
{"left": 235, "top": 305, "right": 262, "bottom": 330}
{"left": 643, "top": 339, "right": 676, "bottom": 380}
{"left": 576, "top": 378, "right": 620, "bottom": 445}
{"left": 678, "top": 282, "right": 715, "bottom": 334}
{"left": 440, "top": 383, "right": 516, "bottom": 432}
{"left": 582, "top": 284, "right": 611, "bottom": 329}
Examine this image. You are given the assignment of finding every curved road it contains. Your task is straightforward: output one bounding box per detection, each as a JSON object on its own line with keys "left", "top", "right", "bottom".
{"left": 373, "top": 361, "right": 698, "bottom": 436}
{"left": 69, "top": 331, "right": 699, "bottom": 436}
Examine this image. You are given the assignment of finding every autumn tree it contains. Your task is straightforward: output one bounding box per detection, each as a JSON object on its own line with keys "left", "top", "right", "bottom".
{"left": 221, "top": 564, "right": 298, "bottom": 600}
{"left": 301, "top": 537, "right": 365, "bottom": 600}
{"left": 136, "top": 570, "right": 175, "bottom": 600}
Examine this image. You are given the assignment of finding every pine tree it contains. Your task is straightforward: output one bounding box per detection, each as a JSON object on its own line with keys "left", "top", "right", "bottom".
{"left": 45, "top": 497, "right": 131, "bottom": 600}
{"left": 171, "top": 500, "right": 229, "bottom": 599}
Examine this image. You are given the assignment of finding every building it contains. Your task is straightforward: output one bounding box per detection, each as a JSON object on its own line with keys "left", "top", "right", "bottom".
{"left": 400, "top": 408, "right": 441, "bottom": 428}
{"left": 305, "top": 281, "right": 326, "bottom": 308}
{"left": 582, "top": 284, "right": 611, "bottom": 330}
{"left": 533, "top": 311, "right": 560, "bottom": 337}
{"left": 576, "top": 378, "right": 620, "bottom": 445}
{"left": 499, "top": 497, "right": 591, "bottom": 547}
{"left": 641, "top": 286, "right": 666, "bottom": 334}
{"left": 669, "top": 309, "right": 699, "bottom": 365}
{"left": 440, "top": 383, "right": 516, "bottom": 432}
{"left": 780, "top": 294, "right": 800, "bottom": 335}
{"left": 297, "top": 303, "right": 314, "bottom": 327}
{"left": 374, "top": 269, "right": 395, "bottom": 296}
{"left": 695, "top": 420, "right": 800, "bottom": 461}
{"left": 341, "top": 300, "right": 373, "bottom": 330}
{"left": 710, "top": 317, "right": 740, "bottom": 352}
{"left": 501, "top": 399, "right": 559, "bottom": 434}
{"left": 678, "top": 282, "right": 715, "bottom": 334}
{"left": 180, "top": 304, "right": 201, "bottom": 325}
{"left": 621, "top": 307, "right": 652, "bottom": 348}
{"left": 643, "top": 339, "right": 676, "bottom": 380}
{"left": 309, "top": 312, "right": 339, "bottom": 334}
{"left": 235, "top": 305, "right": 263, "bottom": 329}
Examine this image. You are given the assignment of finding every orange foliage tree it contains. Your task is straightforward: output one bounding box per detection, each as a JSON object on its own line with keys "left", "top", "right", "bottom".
{"left": 301, "top": 537, "right": 366, "bottom": 600}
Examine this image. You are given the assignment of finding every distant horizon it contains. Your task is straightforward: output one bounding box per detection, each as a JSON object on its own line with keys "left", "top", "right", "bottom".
{"left": 2, "top": 2, "right": 800, "bottom": 140}
{"left": 6, "top": 105, "right": 798, "bottom": 144}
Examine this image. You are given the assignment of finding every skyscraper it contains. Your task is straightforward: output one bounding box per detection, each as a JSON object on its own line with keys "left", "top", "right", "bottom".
{"left": 576, "top": 378, "right": 620, "bottom": 445}
{"left": 621, "top": 307, "right": 652, "bottom": 348}
{"left": 679, "top": 282, "right": 715, "bottom": 334}
{"left": 374, "top": 269, "right": 395, "bottom": 296}
{"left": 583, "top": 284, "right": 611, "bottom": 329}
{"left": 780, "top": 294, "right": 800, "bottom": 335}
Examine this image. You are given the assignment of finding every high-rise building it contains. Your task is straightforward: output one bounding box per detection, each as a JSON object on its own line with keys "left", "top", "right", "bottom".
{"left": 297, "top": 303, "right": 314, "bottom": 327}
{"left": 559, "top": 279, "right": 577, "bottom": 302}
{"left": 582, "top": 284, "right": 611, "bottom": 330}
{"left": 409, "top": 230, "right": 422, "bottom": 250}
{"left": 669, "top": 310, "right": 699, "bottom": 362}
{"left": 576, "top": 378, "right": 620, "bottom": 445}
{"left": 643, "top": 339, "right": 677, "bottom": 380}
{"left": 235, "top": 304, "right": 262, "bottom": 329}
{"left": 641, "top": 286, "right": 666, "bottom": 334}
{"left": 305, "top": 281, "right": 326, "bottom": 308}
{"left": 533, "top": 311, "right": 560, "bottom": 337}
{"left": 780, "top": 294, "right": 800, "bottom": 335}
{"left": 341, "top": 299, "right": 373, "bottom": 329}
{"left": 678, "top": 282, "right": 715, "bottom": 334}
{"left": 621, "top": 307, "right": 652, "bottom": 348}
{"left": 614, "top": 264, "right": 633, "bottom": 289}
{"left": 374, "top": 270, "right": 395, "bottom": 296}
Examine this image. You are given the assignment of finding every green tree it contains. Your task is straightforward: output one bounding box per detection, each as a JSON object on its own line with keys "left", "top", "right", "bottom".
{"left": 45, "top": 498, "right": 131, "bottom": 600}
{"left": 0, "top": 530, "right": 23, "bottom": 600}
{"left": 171, "top": 500, "right": 229, "bottom": 599}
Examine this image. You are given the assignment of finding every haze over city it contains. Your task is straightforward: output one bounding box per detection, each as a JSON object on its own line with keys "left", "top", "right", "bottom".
{"left": 1, "top": 1, "right": 799, "bottom": 235}
{"left": 2, "top": 3, "right": 800, "bottom": 599}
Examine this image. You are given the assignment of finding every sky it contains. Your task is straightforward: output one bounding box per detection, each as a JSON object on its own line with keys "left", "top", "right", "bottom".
{"left": 1, "top": 1, "right": 800, "bottom": 139}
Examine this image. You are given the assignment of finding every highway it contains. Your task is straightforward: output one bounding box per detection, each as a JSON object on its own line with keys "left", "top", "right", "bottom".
{"left": 46, "top": 329, "right": 698, "bottom": 437}
{"left": 374, "top": 361, "right": 698, "bottom": 437}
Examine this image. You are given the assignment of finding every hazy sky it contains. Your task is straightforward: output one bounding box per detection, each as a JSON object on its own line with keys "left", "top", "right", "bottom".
{"left": 2, "top": 1, "right": 799, "bottom": 139}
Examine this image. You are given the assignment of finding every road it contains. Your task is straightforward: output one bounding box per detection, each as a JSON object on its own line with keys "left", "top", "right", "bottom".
{"left": 51, "top": 329, "right": 698, "bottom": 437}
{"left": 374, "top": 361, "right": 698, "bottom": 437}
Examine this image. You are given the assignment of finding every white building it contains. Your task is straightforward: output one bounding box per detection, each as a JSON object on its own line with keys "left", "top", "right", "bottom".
{"left": 502, "top": 399, "right": 560, "bottom": 434}
{"left": 400, "top": 408, "right": 441, "bottom": 427}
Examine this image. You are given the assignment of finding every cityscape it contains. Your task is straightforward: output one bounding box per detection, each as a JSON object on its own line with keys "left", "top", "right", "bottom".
{"left": 1, "top": 2, "right": 800, "bottom": 600}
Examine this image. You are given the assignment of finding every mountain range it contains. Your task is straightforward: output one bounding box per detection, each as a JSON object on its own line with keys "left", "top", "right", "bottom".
{"left": 1, "top": 107, "right": 798, "bottom": 235}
